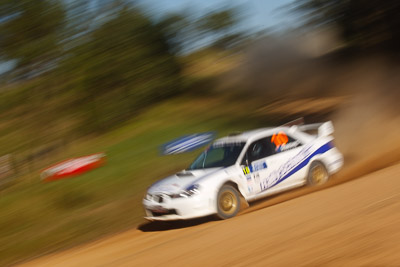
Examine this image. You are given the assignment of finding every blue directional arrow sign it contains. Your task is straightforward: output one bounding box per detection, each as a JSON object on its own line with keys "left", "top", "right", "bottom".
{"left": 161, "top": 132, "right": 216, "bottom": 155}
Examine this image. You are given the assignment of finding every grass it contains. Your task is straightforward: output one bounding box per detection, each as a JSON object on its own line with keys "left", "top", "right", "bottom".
{"left": 0, "top": 95, "right": 267, "bottom": 266}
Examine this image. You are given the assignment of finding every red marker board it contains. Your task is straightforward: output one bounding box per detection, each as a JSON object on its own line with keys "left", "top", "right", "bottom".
{"left": 40, "top": 153, "right": 106, "bottom": 182}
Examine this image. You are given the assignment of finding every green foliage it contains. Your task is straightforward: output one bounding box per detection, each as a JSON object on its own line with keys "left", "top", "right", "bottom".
{"left": 0, "top": 1, "right": 246, "bottom": 162}
{"left": 0, "top": 0, "right": 66, "bottom": 71}
{"left": 64, "top": 7, "right": 182, "bottom": 132}
{"left": 196, "top": 8, "right": 244, "bottom": 50}
{"left": 197, "top": 9, "right": 238, "bottom": 33}
{"left": 0, "top": 1, "right": 246, "bottom": 136}
{"left": 296, "top": 0, "right": 400, "bottom": 51}
{"left": 157, "top": 8, "right": 243, "bottom": 54}
{"left": 0, "top": 96, "right": 265, "bottom": 266}
{"left": 156, "top": 13, "right": 190, "bottom": 54}
{"left": 0, "top": 2, "right": 249, "bottom": 265}
{"left": 53, "top": 189, "right": 94, "bottom": 210}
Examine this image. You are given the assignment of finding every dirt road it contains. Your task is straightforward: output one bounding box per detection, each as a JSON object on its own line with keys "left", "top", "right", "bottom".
{"left": 21, "top": 163, "right": 400, "bottom": 266}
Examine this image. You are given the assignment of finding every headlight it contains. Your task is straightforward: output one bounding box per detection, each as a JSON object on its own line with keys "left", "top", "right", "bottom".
{"left": 171, "top": 184, "right": 200, "bottom": 198}
{"left": 143, "top": 187, "right": 151, "bottom": 200}
{"left": 143, "top": 192, "right": 152, "bottom": 200}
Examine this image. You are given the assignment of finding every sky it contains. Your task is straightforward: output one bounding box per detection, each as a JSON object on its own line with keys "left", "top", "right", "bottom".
{"left": 137, "top": 0, "right": 298, "bottom": 32}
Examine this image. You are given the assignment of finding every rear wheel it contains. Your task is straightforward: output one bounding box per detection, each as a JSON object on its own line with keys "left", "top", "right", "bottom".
{"left": 216, "top": 185, "right": 240, "bottom": 220}
{"left": 307, "top": 161, "right": 329, "bottom": 186}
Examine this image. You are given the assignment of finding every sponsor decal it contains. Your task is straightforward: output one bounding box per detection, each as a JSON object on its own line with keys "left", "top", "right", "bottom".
{"left": 276, "top": 141, "right": 300, "bottom": 152}
{"left": 250, "top": 161, "right": 267, "bottom": 172}
{"left": 242, "top": 166, "right": 250, "bottom": 175}
{"left": 243, "top": 162, "right": 267, "bottom": 175}
{"left": 260, "top": 142, "right": 333, "bottom": 191}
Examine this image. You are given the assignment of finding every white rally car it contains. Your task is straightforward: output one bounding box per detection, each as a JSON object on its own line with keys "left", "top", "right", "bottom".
{"left": 143, "top": 121, "right": 343, "bottom": 221}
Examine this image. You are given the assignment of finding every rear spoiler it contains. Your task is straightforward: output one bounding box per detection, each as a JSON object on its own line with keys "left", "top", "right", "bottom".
{"left": 281, "top": 117, "right": 305, "bottom": 127}
{"left": 282, "top": 118, "right": 334, "bottom": 137}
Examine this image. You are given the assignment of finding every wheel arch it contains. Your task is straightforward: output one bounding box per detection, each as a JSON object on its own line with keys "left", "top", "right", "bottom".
{"left": 306, "top": 159, "right": 330, "bottom": 185}
{"left": 307, "top": 157, "right": 328, "bottom": 174}
{"left": 221, "top": 180, "right": 244, "bottom": 198}
{"left": 220, "top": 180, "right": 249, "bottom": 209}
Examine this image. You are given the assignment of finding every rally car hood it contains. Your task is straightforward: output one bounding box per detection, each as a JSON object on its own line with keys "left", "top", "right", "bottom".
{"left": 147, "top": 168, "right": 221, "bottom": 195}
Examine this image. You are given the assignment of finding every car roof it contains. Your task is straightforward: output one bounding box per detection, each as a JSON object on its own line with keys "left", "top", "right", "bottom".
{"left": 213, "top": 126, "right": 293, "bottom": 145}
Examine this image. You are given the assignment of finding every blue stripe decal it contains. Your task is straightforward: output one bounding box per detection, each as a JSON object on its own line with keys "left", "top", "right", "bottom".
{"left": 261, "top": 142, "right": 333, "bottom": 191}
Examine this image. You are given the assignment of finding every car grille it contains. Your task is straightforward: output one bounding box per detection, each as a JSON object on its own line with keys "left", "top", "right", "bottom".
{"left": 149, "top": 209, "right": 178, "bottom": 217}
{"left": 147, "top": 194, "right": 165, "bottom": 203}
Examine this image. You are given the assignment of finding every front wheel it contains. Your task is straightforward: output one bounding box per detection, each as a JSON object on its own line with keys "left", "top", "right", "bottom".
{"left": 307, "top": 161, "right": 329, "bottom": 186}
{"left": 215, "top": 185, "right": 240, "bottom": 220}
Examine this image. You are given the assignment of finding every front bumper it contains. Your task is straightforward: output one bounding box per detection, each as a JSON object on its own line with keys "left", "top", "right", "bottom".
{"left": 142, "top": 193, "right": 215, "bottom": 221}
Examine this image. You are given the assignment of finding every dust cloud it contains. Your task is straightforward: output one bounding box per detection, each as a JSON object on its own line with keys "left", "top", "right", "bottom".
{"left": 224, "top": 35, "right": 400, "bottom": 173}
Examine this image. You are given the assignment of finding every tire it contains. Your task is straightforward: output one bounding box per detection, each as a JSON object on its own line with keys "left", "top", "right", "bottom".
{"left": 307, "top": 161, "right": 329, "bottom": 186}
{"left": 215, "top": 184, "right": 241, "bottom": 220}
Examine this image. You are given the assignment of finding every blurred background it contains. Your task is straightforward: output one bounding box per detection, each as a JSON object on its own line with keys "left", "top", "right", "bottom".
{"left": 1, "top": 0, "right": 400, "bottom": 265}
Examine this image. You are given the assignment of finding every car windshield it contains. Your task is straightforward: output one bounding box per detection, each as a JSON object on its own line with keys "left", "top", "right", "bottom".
{"left": 188, "top": 142, "right": 245, "bottom": 170}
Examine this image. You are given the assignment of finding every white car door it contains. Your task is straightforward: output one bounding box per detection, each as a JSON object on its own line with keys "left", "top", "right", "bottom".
{"left": 242, "top": 132, "right": 304, "bottom": 196}
{"left": 240, "top": 137, "right": 275, "bottom": 195}
{"left": 260, "top": 132, "right": 304, "bottom": 193}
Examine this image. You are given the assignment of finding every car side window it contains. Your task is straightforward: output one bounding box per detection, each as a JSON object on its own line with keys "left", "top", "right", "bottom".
{"left": 242, "top": 138, "right": 275, "bottom": 165}
{"left": 270, "top": 131, "right": 301, "bottom": 153}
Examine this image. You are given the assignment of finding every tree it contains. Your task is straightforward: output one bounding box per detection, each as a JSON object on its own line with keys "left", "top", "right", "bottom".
{"left": 65, "top": 5, "right": 182, "bottom": 132}
{"left": 197, "top": 9, "right": 238, "bottom": 33}
{"left": 196, "top": 8, "right": 244, "bottom": 50}
{"left": 295, "top": 0, "right": 400, "bottom": 51}
{"left": 156, "top": 7, "right": 244, "bottom": 53}
{"left": 0, "top": 0, "right": 66, "bottom": 77}
{"left": 156, "top": 13, "right": 190, "bottom": 54}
